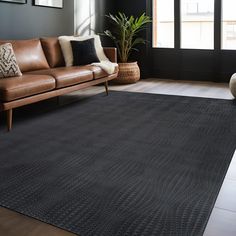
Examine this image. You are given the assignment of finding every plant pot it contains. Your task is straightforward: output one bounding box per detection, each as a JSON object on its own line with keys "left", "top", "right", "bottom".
{"left": 113, "top": 61, "right": 140, "bottom": 84}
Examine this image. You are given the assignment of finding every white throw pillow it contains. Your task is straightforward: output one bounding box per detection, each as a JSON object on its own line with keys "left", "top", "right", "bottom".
{"left": 58, "top": 35, "right": 109, "bottom": 67}
{"left": 0, "top": 43, "right": 22, "bottom": 78}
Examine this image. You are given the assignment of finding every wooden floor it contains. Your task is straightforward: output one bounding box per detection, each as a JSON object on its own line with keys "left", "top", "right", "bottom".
{"left": 0, "top": 79, "right": 235, "bottom": 236}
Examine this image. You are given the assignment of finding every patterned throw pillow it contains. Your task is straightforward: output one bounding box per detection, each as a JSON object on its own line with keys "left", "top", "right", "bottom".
{"left": 0, "top": 43, "right": 22, "bottom": 78}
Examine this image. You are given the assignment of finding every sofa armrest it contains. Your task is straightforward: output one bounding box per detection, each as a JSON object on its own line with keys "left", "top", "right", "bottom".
{"left": 103, "top": 47, "right": 117, "bottom": 63}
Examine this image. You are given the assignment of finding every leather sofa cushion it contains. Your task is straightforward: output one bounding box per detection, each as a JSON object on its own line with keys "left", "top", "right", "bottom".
{"left": 28, "top": 67, "right": 93, "bottom": 89}
{"left": 82, "top": 65, "right": 119, "bottom": 79}
{"left": 0, "top": 39, "right": 49, "bottom": 73}
{"left": 81, "top": 65, "right": 108, "bottom": 79}
{"left": 41, "top": 37, "right": 65, "bottom": 68}
{"left": 0, "top": 74, "right": 55, "bottom": 102}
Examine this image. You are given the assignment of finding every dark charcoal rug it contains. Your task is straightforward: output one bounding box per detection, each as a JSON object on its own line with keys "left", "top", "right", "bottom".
{"left": 0, "top": 91, "right": 236, "bottom": 236}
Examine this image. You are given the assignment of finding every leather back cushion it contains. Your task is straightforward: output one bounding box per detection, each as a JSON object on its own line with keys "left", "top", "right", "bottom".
{"left": 40, "top": 37, "right": 65, "bottom": 68}
{"left": 0, "top": 39, "right": 49, "bottom": 72}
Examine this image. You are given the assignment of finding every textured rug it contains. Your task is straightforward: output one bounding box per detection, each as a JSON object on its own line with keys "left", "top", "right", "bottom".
{"left": 0, "top": 91, "right": 235, "bottom": 236}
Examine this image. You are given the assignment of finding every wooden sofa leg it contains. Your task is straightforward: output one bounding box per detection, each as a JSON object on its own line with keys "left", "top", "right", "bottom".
{"left": 104, "top": 81, "right": 109, "bottom": 96}
{"left": 6, "top": 109, "right": 13, "bottom": 132}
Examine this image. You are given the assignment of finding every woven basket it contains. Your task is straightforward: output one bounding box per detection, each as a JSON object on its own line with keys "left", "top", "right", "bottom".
{"left": 113, "top": 62, "right": 140, "bottom": 84}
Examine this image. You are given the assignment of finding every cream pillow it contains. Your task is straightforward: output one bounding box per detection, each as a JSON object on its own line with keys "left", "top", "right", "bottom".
{"left": 0, "top": 43, "right": 22, "bottom": 78}
{"left": 58, "top": 35, "right": 109, "bottom": 67}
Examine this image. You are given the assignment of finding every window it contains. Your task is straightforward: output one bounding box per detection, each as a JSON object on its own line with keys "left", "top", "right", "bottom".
{"left": 181, "top": 0, "right": 214, "bottom": 49}
{"left": 153, "top": 0, "right": 174, "bottom": 48}
{"left": 152, "top": 0, "right": 236, "bottom": 50}
{"left": 222, "top": 0, "right": 236, "bottom": 49}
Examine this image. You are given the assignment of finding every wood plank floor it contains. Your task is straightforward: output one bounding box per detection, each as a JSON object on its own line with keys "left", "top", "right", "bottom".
{"left": 0, "top": 78, "right": 235, "bottom": 236}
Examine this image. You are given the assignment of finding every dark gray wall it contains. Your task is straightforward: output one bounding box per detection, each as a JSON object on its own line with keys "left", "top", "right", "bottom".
{"left": 95, "top": 0, "right": 115, "bottom": 46}
{"left": 94, "top": 0, "right": 108, "bottom": 33}
{"left": 0, "top": 1, "right": 74, "bottom": 40}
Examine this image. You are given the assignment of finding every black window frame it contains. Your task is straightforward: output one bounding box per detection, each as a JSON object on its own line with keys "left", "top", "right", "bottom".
{"left": 151, "top": 0, "right": 236, "bottom": 51}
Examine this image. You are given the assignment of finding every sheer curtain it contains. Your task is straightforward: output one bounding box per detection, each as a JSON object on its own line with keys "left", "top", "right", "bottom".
{"left": 74, "top": 0, "right": 95, "bottom": 35}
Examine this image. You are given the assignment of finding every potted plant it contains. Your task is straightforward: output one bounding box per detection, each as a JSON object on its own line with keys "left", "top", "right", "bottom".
{"left": 103, "top": 13, "right": 151, "bottom": 84}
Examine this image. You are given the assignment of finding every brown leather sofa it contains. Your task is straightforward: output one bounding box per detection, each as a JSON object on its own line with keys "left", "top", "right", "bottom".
{"left": 0, "top": 37, "right": 118, "bottom": 131}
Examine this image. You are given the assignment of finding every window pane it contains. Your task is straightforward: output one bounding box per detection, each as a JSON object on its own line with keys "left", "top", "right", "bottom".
{"left": 222, "top": 0, "right": 236, "bottom": 49}
{"left": 181, "top": 0, "right": 214, "bottom": 49}
{"left": 153, "top": 0, "right": 174, "bottom": 48}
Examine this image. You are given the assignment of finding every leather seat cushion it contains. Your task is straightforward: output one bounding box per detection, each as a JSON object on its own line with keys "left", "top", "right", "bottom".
{"left": 28, "top": 67, "right": 93, "bottom": 89}
{"left": 81, "top": 65, "right": 108, "bottom": 79}
{"left": 0, "top": 74, "right": 55, "bottom": 102}
{"left": 81, "top": 65, "right": 119, "bottom": 79}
